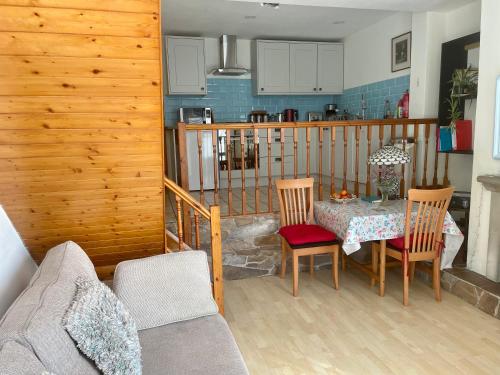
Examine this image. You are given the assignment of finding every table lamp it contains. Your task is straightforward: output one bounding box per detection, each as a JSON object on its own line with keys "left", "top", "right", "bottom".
{"left": 368, "top": 145, "right": 411, "bottom": 202}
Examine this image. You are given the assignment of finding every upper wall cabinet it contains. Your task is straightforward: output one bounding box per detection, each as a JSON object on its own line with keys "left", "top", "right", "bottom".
{"left": 290, "top": 42, "right": 318, "bottom": 94}
{"left": 255, "top": 40, "right": 343, "bottom": 95}
{"left": 256, "top": 41, "right": 290, "bottom": 94}
{"left": 317, "top": 43, "right": 344, "bottom": 94}
{"left": 166, "top": 36, "right": 207, "bottom": 95}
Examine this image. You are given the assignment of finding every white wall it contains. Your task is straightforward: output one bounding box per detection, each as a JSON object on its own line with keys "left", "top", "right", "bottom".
{"left": 409, "top": 1, "right": 481, "bottom": 191}
{"left": 343, "top": 12, "right": 413, "bottom": 89}
{"left": 0, "top": 206, "right": 37, "bottom": 317}
{"left": 468, "top": 0, "right": 500, "bottom": 280}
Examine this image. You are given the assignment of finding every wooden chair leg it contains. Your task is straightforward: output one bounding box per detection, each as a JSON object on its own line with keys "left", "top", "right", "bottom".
{"left": 292, "top": 254, "right": 299, "bottom": 297}
{"left": 379, "top": 240, "right": 386, "bottom": 297}
{"left": 332, "top": 248, "right": 339, "bottom": 289}
{"left": 341, "top": 251, "right": 347, "bottom": 271}
{"left": 403, "top": 259, "right": 409, "bottom": 306}
{"left": 433, "top": 257, "right": 442, "bottom": 302}
{"left": 409, "top": 262, "right": 416, "bottom": 284}
{"left": 280, "top": 241, "right": 287, "bottom": 278}
{"left": 309, "top": 255, "right": 314, "bottom": 276}
{"left": 371, "top": 243, "right": 378, "bottom": 287}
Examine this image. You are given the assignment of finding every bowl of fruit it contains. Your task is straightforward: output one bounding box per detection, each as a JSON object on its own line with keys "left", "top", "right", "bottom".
{"left": 330, "top": 190, "right": 357, "bottom": 204}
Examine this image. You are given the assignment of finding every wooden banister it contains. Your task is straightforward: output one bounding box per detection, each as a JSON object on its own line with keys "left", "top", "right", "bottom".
{"left": 177, "top": 118, "right": 441, "bottom": 218}
{"left": 164, "top": 177, "right": 224, "bottom": 313}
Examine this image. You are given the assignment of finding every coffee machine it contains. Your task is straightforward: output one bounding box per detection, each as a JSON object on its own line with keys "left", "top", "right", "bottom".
{"left": 325, "top": 104, "right": 339, "bottom": 121}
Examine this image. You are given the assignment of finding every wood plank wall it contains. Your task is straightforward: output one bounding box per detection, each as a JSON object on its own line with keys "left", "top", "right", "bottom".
{"left": 0, "top": 0, "right": 165, "bottom": 278}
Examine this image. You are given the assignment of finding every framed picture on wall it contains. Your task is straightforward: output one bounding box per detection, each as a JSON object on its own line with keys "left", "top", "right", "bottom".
{"left": 494, "top": 76, "right": 500, "bottom": 159}
{"left": 391, "top": 32, "right": 412, "bottom": 72}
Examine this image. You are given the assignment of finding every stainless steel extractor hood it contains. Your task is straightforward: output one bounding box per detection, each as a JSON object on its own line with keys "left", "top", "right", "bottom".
{"left": 211, "top": 35, "right": 249, "bottom": 76}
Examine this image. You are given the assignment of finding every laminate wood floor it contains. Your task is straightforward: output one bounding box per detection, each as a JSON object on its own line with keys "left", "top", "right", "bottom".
{"left": 225, "top": 269, "right": 500, "bottom": 375}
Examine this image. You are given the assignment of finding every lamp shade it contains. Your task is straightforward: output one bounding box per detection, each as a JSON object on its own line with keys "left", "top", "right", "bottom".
{"left": 368, "top": 145, "right": 410, "bottom": 165}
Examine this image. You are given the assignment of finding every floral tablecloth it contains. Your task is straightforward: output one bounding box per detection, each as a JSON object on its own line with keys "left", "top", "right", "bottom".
{"left": 314, "top": 199, "right": 463, "bottom": 269}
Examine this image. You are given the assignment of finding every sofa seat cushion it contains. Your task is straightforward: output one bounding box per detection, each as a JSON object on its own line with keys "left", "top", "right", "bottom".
{"left": 0, "top": 341, "right": 48, "bottom": 375}
{"left": 139, "top": 314, "right": 249, "bottom": 375}
{"left": 279, "top": 224, "right": 337, "bottom": 248}
{"left": 0, "top": 241, "right": 100, "bottom": 375}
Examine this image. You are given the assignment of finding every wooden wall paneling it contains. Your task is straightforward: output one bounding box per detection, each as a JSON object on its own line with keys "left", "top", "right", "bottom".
{"left": 0, "top": 0, "right": 165, "bottom": 276}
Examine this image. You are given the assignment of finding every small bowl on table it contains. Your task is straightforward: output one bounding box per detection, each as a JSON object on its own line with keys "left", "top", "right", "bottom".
{"left": 330, "top": 191, "right": 357, "bottom": 204}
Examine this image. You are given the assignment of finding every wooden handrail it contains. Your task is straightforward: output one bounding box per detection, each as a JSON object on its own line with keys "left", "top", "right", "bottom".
{"left": 182, "top": 118, "right": 439, "bottom": 131}
{"left": 165, "top": 177, "right": 210, "bottom": 219}
{"left": 164, "top": 177, "right": 224, "bottom": 314}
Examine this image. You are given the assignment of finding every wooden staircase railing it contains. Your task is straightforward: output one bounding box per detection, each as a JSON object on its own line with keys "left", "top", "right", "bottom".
{"left": 164, "top": 177, "right": 223, "bottom": 314}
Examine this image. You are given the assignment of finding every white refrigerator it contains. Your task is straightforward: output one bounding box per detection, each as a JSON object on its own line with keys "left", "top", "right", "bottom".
{"left": 186, "top": 130, "right": 216, "bottom": 191}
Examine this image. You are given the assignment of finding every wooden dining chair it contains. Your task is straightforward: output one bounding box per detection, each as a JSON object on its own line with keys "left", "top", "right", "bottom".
{"left": 371, "top": 187, "right": 454, "bottom": 305}
{"left": 275, "top": 178, "right": 340, "bottom": 296}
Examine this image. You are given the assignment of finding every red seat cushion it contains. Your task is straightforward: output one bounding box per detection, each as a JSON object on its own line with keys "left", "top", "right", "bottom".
{"left": 279, "top": 224, "right": 336, "bottom": 246}
{"left": 388, "top": 234, "right": 431, "bottom": 251}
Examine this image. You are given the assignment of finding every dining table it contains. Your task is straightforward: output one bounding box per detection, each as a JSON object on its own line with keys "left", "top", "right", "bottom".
{"left": 314, "top": 198, "right": 464, "bottom": 296}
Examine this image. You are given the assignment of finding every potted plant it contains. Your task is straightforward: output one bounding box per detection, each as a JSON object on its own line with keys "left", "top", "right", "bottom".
{"left": 444, "top": 66, "right": 478, "bottom": 151}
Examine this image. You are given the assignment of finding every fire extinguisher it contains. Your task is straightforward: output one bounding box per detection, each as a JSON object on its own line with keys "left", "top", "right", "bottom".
{"left": 402, "top": 90, "right": 409, "bottom": 118}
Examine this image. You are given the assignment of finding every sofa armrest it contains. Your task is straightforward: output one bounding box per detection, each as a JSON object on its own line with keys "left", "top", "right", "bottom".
{"left": 113, "top": 251, "right": 218, "bottom": 331}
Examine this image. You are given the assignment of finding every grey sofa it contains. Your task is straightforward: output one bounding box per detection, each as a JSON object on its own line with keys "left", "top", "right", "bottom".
{"left": 0, "top": 241, "right": 248, "bottom": 375}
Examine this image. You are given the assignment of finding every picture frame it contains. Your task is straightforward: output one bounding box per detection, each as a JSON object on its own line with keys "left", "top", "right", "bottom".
{"left": 391, "top": 32, "right": 411, "bottom": 72}
{"left": 494, "top": 76, "right": 500, "bottom": 159}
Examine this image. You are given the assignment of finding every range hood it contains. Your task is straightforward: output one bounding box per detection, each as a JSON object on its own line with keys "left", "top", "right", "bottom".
{"left": 211, "top": 35, "right": 249, "bottom": 76}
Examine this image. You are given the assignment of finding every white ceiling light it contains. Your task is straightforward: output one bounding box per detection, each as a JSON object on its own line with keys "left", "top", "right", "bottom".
{"left": 260, "top": 2, "right": 280, "bottom": 9}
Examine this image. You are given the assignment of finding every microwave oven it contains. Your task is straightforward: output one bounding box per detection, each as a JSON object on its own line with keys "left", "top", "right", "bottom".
{"left": 179, "top": 107, "right": 212, "bottom": 124}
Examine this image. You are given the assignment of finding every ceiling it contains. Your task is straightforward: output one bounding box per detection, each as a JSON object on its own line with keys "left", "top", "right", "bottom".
{"left": 162, "top": 0, "right": 475, "bottom": 40}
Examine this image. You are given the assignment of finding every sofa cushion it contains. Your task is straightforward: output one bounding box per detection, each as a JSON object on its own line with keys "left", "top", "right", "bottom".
{"left": 139, "top": 314, "right": 249, "bottom": 375}
{"left": 64, "top": 277, "right": 142, "bottom": 375}
{"left": 0, "top": 241, "right": 100, "bottom": 374}
{"left": 114, "top": 251, "right": 218, "bottom": 330}
{"left": 0, "top": 341, "right": 48, "bottom": 375}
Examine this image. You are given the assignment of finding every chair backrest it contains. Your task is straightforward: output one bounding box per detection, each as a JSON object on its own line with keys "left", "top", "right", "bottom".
{"left": 404, "top": 187, "right": 454, "bottom": 255}
{"left": 275, "top": 178, "right": 314, "bottom": 227}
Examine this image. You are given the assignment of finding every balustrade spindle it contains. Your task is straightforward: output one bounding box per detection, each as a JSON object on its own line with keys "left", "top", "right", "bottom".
{"left": 306, "top": 127, "right": 311, "bottom": 178}
{"left": 240, "top": 130, "right": 247, "bottom": 215}
{"left": 330, "top": 126, "right": 336, "bottom": 195}
{"left": 391, "top": 124, "right": 396, "bottom": 144}
{"left": 366, "top": 126, "right": 372, "bottom": 196}
{"left": 318, "top": 127, "right": 323, "bottom": 200}
{"left": 254, "top": 129, "right": 260, "bottom": 213}
{"left": 443, "top": 154, "right": 450, "bottom": 187}
{"left": 280, "top": 129, "right": 285, "bottom": 179}
{"left": 355, "top": 126, "right": 360, "bottom": 196}
{"left": 175, "top": 196, "right": 183, "bottom": 250}
{"left": 226, "top": 129, "right": 233, "bottom": 215}
{"left": 293, "top": 128, "right": 298, "bottom": 179}
{"left": 212, "top": 129, "right": 219, "bottom": 203}
{"left": 343, "top": 126, "right": 348, "bottom": 190}
{"left": 412, "top": 124, "right": 419, "bottom": 188}
{"left": 423, "top": 123, "right": 430, "bottom": 187}
{"left": 194, "top": 211, "right": 200, "bottom": 249}
{"left": 433, "top": 125, "right": 439, "bottom": 186}
{"left": 197, "top": 130, "right": 204, "bottom": 205}
{"left": 379, "top": 124, "right": 385, "bottom": 149}
{"left": 400, "top": 124, "right": 408, "bottom": 198}
{"left": 268, "top": 129, "right": 273, "bottom": 213}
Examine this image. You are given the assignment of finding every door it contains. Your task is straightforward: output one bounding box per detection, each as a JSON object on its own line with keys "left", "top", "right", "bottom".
{"left": 317, "top": 44, "right": 343, "bottom": 94}
{"left": 290, "top": 43, "right": 318, "bottom": 94}
{"left": 257, "top": 41, "right": 290, "bottom": 94}
{"left": 167, "top": 37, "right": 206, "bottom": 95}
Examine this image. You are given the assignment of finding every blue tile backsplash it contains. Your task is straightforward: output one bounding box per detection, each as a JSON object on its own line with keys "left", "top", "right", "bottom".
{"left": 337, "top": 75, "right": 410, "bottom": 120}
{"left": 164, "top": 78, "right": 339, "bottom": 126}
{"left": 164, "top": 75, "right": 410, "bottom": 126}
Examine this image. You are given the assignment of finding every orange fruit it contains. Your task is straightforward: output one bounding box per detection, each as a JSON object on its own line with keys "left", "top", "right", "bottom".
{"left": 340, "top": 190, "right": 348, "bottom": 197}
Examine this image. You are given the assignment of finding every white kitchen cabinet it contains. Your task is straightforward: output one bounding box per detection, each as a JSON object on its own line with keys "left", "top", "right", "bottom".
{"left": 166, "top": 36, "right": 206, "bottom": 95}
{"left": 290, "top": 43, "right": 318, "bottom": 94}
{"left": 255, "top": 40, "right": 343, "bottom": 95}
{"left": 256, "top": 41, "right": 290, "bottom": 94}
{"left": 317, "top": 43, "right": 344, "bottom": 94}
